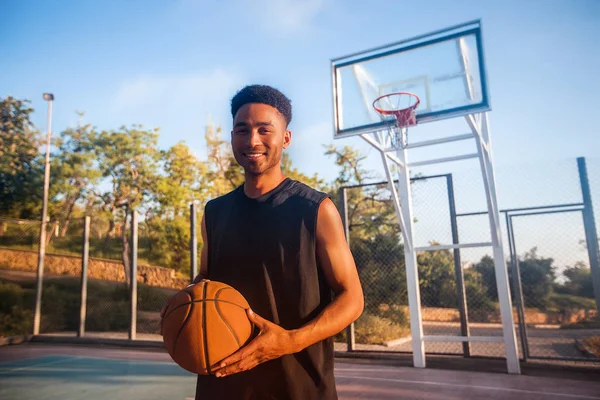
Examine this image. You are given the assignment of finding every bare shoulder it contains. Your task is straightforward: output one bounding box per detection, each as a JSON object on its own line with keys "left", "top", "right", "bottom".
{"left": 316, "top": 198, "right": 344, "bottom": 242}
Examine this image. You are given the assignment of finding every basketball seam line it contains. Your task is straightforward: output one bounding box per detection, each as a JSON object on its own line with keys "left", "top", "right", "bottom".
{"left": 214, "top": 287, "right": 241, "bottom": 348}
{"left": 164, "top": 299, "right": 247, "bottom": 321}
{"left": 173, "top": 291, "right": 193, "bottom": 356}
{"left": 202, "top": 281, "right": 211, "bottom": 374}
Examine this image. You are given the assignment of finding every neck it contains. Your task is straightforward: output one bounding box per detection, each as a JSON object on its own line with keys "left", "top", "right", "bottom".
{"left": 243, "top": 168, "right": 286, "bottom": 198}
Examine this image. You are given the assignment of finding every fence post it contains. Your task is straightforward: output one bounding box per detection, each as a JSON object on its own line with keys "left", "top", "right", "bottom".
{"left": 190, "top": 202, "right": 198, "bottom": 283}
{"left": 446, "top": 174, "right": 471, "bottom": 357}
{"left": 78, "top": 216, "right": 91, "bottom": 337}
{"left": 129, "top": 211, "right": 138, "bottom": 340}
{"left": 577, "top": 157, "right": 600, "bottom": 311}
{"left": 506, "top": 213, "right": 529, "bottom": 361}
{"left": 340, "top": 187, "right": 355, "bottom": 351}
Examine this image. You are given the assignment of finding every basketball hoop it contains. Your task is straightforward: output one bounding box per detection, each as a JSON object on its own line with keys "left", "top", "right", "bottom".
{"left": 373, "top": 92, "right": 420, "bottom": 149}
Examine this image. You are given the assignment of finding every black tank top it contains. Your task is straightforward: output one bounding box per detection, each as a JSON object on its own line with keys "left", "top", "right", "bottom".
{"left": 195, "top": 178, "right": 337, "bottom": 400}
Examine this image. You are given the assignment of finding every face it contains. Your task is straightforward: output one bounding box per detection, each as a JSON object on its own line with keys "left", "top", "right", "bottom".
{"left": 231, "top": 103, "right": 291, "bottom": 176}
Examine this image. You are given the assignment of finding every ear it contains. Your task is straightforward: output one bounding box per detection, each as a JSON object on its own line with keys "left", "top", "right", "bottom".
{"left": 283, "top": 130, "right": 292, "bottom": 149}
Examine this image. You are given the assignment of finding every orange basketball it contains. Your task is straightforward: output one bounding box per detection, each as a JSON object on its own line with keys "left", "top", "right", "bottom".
{"left": 162, "top": 280, "right": 253, "bottom": 374}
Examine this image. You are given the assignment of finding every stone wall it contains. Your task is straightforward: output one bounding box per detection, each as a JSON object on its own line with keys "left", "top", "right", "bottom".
{"left": 0, "top": 248, "right": 189, "bottom": 290}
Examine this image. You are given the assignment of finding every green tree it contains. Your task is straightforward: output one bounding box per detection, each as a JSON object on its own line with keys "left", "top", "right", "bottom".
{"left": 475, "top": 248, "right": 557, "bottom": 309}
{"left": 204, "top": 123, "right": 243, "bottom": 197}
{"left": 352, "top": 233, "right": 407, "bottom": 324}
{"left": 325, "top": 144, "right": 398, "bottom": 241}
{"left": 463, "top": 268, "right": 495, "bottom": 312}
{"left": 558, "top": 261, "right": 594, "bottom": 299}
{"left": 280, "top": 152, "right": 325, "bottom": 190}
{"left": 0, "top": 96, "right": 42, "bottom": 219}
{"left": 417, "top": 247, "right": 457, "bottom": 308}
{"left": 145, "top": 141, "right": 209, "bottom": 273}
{"left": 50, "top": 115, "right": 101, "bottom": 237}
{"left": 473, "top": 255, "right": 498, "bottom": 302}
{"left": 92, "top": 125, "right": 161, "bottom": 286}
{"left": 519, "top": 247, "right": 556, "bottom": 309}
{"left": 155, "top": 141, "right": 208, "bottom": 217}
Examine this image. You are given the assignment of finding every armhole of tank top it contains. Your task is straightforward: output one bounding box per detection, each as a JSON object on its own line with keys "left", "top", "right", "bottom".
{"left": 313, "top": 193, "right": 330, "bottom": 240}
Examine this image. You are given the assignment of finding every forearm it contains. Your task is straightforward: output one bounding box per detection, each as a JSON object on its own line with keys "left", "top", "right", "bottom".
{"left": 290, "top": 289, "right": 363, "bottom": 353}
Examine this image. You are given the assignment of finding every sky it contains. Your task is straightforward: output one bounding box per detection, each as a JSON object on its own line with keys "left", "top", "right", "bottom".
{"left": 2, "top": 0, "right": 599, "bottom": 268}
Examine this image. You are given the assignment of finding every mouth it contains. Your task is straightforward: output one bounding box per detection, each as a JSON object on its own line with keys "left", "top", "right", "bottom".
{"left": 243, "top": 152, "right": 266, "bottom": 160}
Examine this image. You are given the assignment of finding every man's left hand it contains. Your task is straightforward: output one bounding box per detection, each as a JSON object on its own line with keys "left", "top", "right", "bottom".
{"left": 210, "top": 309, "right": 298, "bottom": 378}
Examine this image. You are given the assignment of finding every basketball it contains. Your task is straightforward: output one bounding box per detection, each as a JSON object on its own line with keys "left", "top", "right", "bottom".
{"left": 162, "top": 280, "right": 253, "bottom": 374}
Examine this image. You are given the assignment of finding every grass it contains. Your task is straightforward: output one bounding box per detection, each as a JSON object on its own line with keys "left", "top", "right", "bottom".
{"left": 335, "top": 313, "right": 410, "bottom": 345}
{"left": 581, "top": 336, "right": 600, "bottom": 357}
{"left": 548, "top": 293, "right": 597, "bottom": 312}
{"left": 0, "top": 276, "right": 177, "bottom": 337}
{"left": 561, "top": 319, "right": 600, "bottom": 330}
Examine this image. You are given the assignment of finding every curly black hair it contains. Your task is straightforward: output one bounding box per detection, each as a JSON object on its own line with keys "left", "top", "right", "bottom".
{"left": 230, "top": 85, "right": 292, "bottom": 126}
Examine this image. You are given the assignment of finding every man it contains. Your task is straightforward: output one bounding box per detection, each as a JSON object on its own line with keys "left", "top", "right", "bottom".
{"left": 167, "top": 85, "right": 363, "bottom": 399}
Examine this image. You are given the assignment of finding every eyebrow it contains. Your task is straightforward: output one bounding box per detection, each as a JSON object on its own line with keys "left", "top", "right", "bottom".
{"left": 234, "top": 121, "right": 275, "bottom": 128}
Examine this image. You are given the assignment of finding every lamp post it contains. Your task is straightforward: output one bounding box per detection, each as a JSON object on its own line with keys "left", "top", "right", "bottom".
{"left": 33, "top": 93, "right": 54, "bottom": 335}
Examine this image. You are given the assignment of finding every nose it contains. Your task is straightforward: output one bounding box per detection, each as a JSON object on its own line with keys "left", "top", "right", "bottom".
{"left": 248, "top": 128, "right": 262, "bottom": 148}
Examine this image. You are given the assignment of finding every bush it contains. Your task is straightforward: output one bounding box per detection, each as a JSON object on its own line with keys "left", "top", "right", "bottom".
{"left": 0, "top": 282, "right": 33, "bottom": 337}
{"left": 1, "top": 277, "right": 177, "bottom": 334}
{"left": 335, "top": 313, "right": 409, "bottom": 345}
{"left": 0, "top": 305, "right": 33, "bottom": 337}
{"left": 137, "top": 284, "right": 175, "bottom": 312}
{"left": 548, "top": 293, "right": 596, "bottom": 312}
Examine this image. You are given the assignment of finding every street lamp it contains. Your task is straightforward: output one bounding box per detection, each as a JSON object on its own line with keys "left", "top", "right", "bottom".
{"left": 33, "top": 93, "right": 54, "bottom": 335}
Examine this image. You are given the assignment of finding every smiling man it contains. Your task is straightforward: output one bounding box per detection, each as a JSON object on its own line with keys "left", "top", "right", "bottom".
{"left": 191, "top": 84, "right": 363, "bottom": 399}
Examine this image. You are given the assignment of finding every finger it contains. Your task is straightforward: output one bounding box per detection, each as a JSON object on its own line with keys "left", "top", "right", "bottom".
{"left": 246, "top": 309, "right": 270, "bottom": 330}
{"left": 215, "top": 356, "right": 261, "bottom": 378}
{"left": 211, "top": 342, "right": 256, "bottom": 371}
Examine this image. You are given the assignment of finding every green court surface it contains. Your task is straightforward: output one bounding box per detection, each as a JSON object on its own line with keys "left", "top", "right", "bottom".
{"left": 1, "top": 343, "right": 600, "bottom": 400}
{"left": 1, "top": 354, "right": 196, "bottom": 400}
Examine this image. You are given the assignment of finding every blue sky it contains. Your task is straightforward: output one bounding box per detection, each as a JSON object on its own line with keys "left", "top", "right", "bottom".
{"left": 2, "top": 0, "right": 599, "bottom": 179}
{"left": 2, "top": 0, "right": 599, "bottom": 267}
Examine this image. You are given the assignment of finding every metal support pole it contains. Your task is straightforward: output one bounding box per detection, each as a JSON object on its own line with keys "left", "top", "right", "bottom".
{"left": 33, "top": 94, "right": 54, "bottom": 335}
{"left": 129, "top": 211, "right": 138, "bottom": 340}
{"left": 468, "top": 112, "right": 520, "bottom": 374}
{"left": 190, "top": 202, "right": 198, "bottom": 283}
{"left": 381, "top": 148, "right": 425, "bottom": 368}
{"left": 78, "top": 216, "right": 91, "bottom": 337}
{"left": 446, "top": 174, "right": 471, "bottom": 357}
{"left": 506, "top": 213, "right": 529, "bottom": 361}
{"left": 577, "top": 157, "right": 600, "bottom": 311}
{"left": 340, "top": 188, "right": 356, "bottom": 351}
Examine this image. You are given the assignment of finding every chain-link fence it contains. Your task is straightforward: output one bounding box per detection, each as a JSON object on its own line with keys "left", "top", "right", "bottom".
{"left": 0, "top": 157, "right": 598, "bottom": 364}
{"left": 339, "top": 157, "right": 599, "bottom": 362}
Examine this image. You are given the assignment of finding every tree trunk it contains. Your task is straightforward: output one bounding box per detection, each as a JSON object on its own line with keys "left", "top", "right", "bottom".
{"left": 121, "top": 210, "right": 131, "bottom": 288}
{"left": 107, "top": 218, "right": 116, "bottom": 238}
{"left": 45, "top": 220, "right": 59, "bottom": 247}
{"left": 60, "top": 195, "right": 79, "bottom": 237}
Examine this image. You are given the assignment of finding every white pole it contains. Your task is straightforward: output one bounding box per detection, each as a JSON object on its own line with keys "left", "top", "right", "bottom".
{"left": 395, "top": 146, "right": 425, "bottom": 368}
{"left": 33, "top": 93, "right": 54, "bottom": 335}
{"left": 380, "top": 147, "right": 425, "bottom": 368}
{"left": 468, "top": 112, "right": 521, "bottom": 374}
